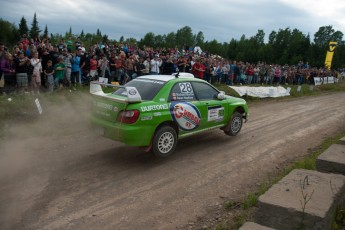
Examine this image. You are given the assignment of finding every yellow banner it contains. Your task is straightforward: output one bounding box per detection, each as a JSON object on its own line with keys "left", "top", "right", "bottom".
{"left": 324, "top": 41, "right": 337, "bottom": 70}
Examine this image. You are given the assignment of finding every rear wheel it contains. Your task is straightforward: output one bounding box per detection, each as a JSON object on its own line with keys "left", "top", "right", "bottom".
{"left": 152, "top": 126, "right": 177, "bottom": 157}
{"left": 224, "top": 111, "right": 243, "bottom": 136}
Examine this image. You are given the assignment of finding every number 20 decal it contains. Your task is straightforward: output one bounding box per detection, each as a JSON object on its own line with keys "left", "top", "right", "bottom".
{"left": 179, "top": 83, "right": 193, "bottom": 93}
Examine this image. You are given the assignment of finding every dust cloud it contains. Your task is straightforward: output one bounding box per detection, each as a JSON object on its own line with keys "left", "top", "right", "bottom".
{"left": 0, "top": 91, "right": 95, "bottom": 229}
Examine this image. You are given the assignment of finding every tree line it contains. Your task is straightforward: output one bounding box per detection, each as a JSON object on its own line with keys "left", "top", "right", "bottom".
{"left": 0, "top": 13, "right": 344, "bottom": 69}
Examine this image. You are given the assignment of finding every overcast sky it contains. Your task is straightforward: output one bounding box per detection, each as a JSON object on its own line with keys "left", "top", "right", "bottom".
{"left": 1, "top": 0, "right": 344, "bottom": 43}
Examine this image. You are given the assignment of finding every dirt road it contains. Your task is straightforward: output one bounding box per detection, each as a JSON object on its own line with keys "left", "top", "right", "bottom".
{"left": 1, "top": 92, "right": 345, "bottom": 230}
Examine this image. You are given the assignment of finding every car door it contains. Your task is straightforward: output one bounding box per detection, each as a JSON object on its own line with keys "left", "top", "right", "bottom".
{"left": 168, "top": 81, "right": 203, "bottom": 134}
{"left": 191, "top": 81, "right": 228, "bottom": 130}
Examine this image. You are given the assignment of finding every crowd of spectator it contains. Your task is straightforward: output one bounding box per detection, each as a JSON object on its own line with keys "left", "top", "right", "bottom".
{"left": 0, "top": 34, "right": 344, "bottom": 95}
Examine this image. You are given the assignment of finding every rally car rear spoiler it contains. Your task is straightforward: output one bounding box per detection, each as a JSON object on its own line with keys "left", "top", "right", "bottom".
{"left": 90, "top": 81, "right": 142, "bottom": 103}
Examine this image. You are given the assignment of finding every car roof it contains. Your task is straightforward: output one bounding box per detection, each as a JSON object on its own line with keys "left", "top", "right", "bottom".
{"left": 136, "top": 73, "right": 195, "bottom": 82}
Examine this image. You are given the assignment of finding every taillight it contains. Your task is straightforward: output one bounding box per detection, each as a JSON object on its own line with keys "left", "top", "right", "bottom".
{"left": 117, "top": 110, "right": 140, "bottom": 124}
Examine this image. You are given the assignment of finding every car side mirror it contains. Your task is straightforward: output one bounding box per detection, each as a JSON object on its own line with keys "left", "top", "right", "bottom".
{"left": 217, "top": 91, "right": 226, "bottom": 100}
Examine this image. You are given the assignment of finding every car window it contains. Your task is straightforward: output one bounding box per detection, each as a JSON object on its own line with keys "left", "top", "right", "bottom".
{"left": 168, "top": 82, "right": 196, "bottom": 102}
{"left": 113, "top": 79, "right": 165, "bottom": 100}
{"left": 191, "top": 82, "right": 219, "bottom": 100}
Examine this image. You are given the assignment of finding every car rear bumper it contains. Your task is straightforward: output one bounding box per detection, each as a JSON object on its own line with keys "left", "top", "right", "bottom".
{"left": 91, "top": 116, "right": 153, "bottom": 147}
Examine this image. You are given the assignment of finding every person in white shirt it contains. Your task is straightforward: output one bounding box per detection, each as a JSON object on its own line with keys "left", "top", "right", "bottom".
{"left": 150, "top": 55, "right": 162, "bottom": 74}
{"left": 30, "top": 51, "right": 42, "bottom": 94}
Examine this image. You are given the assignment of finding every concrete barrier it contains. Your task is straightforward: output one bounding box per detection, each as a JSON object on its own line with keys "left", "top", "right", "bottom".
{"left": 254, "top": 169, "right": 345, "bottom": 230}
{"left": 239, "top": 222, "right": 275, "bottom": 230}
{"left": 316, "top": 144, "right": 345, "bottom": 175}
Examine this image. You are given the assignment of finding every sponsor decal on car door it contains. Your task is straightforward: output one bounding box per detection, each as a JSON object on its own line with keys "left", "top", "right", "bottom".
{"left": 170, "top": 102, "right": 201, "bottom": 131}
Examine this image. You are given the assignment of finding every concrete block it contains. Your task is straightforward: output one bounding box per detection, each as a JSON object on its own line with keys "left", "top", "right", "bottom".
{"left": 338, "top": 136, "right": 345, "bottom": 145}
{"left": 255, "top": 169, "right": 345, "bottom": 230}
{"left": 316, "top": 144, "right": 345, "bottom": 175}
{"left": 239, "top": 222, "right": 275, "bottom": 230}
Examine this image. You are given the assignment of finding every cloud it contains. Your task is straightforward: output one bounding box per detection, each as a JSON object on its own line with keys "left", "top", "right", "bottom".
{"left": 0, "top": 0, "right": 344, "bottom": 43}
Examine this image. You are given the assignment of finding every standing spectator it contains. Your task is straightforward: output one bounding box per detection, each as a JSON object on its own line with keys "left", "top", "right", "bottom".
{"left": 0, "top": 42, "right": 6, "bottom": 93}
{"left": 273, "top": 65, "right": 281, "bottom": 85}
{"left": 63, "top": 49, "right": 73, "bottom": 87}
{"left": 54, "top": 56, "right": 65, "bottom": 89}
{"left": 21, "top": 34, "right": 30, "bottom": 51}
{"left": 161, "top": 57, "right": 174, "bottom": 75}
{"left": 40, "top": 48, "right": 52, "bottom": 87}
{"left": 115, "top": 55, "right": 126, "bottom": 84}
{"left": 80, "top": 52, "right": 90, "bottom": 84}
{"left": 66, "top": 36, "right": 73, "bottom": 53}
{"left": 30, "top": 51, "right": 42, "bottom": 94}
{"left": 50, "top": 46, "right": 60, "bottom": 66}
{"left": 192, "top": 58, "right": 205, "bottom": 79}
{"left": 253, "top": 64, "right": 260, "bottom": 84}
{"left": 26, "top": 43, "right": 36, "bottom": 58}
{"left": 259, "top": 64, "right": 267, "bottom": 85}
{"left": 150, "top": 55, "right": 162, "bottom": 75}
{"left": 2, "top": 52, "right": 16, "bottom": 94}
{"left": 221, "top": 61, "right": 230, "bottom": 83}
{"left": 14, "top": 51, "right": 30, "bottom": 94}
{"left": 125, "top": 55, "right": 136, "bottom": 78}
{"left": 89, "top": 54, "right": 98, "bottom": 80}
{"left": 203, "top": 58, "right": 211, "bottom": 83}
{"left": 177, "top": 56, "right": 190, "bottom": 73}
{"left": 246, "top": 64, "right": 254, "bottom": 84}
{"left": 98, "top": 54, "right": 110, "bottom": 79}
{"left": 134, "top": 57, "right": 146, "bottom": 77}
{"left": 57, "top": 39, "right": 66, "bottom": 53}
{"left": 109, "top": 53, "right": 117, "bottom": 83}
{"left": 44, "top": 60, "right": 54, "bottom": 93}
{"left": 71, "top": 49, "right": 81, "bottom": 89}
{"left": 74, "top": 37, "right": 81, "bottom": 51}
{"left": 143, "top": 56, "right": 150, "bottom": 75}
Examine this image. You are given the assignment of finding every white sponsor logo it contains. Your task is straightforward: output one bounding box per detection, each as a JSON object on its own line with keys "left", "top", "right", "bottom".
{"left": 141, "top": 104, "right": 169, "bottom": 112}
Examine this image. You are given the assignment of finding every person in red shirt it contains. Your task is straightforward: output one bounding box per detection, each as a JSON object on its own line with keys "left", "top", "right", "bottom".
{"left": 89, "top": 54, "right": 98, "bottom": 79}
{"left": 192, "top": 58, "right": 205, "bottom": 79}
{"left": 21, "top": 34, "right": 30, "bottom": 51}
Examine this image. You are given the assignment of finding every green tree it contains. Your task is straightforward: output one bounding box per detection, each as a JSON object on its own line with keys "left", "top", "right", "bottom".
{"left": 253, "top": 29, "right": 265, "bottom": 45}
{"left": 18, "top": 16, "right": 29, "bottom": 37}
{"left": 154, "top": 34, "right": 164, "bottom": 48}
{"left": 175, "top": 26, "right": 194, "bottom": 50}
{"left": 43, "top": 25, "right": 48, "bottom": 39}
{"left": 29, "top": 12, "right": 41, "bottom": 39}
{"left": 314, "top": 25, "right": 334, "bottom": 47}
{"left": 165, "top": 32, "right": 176, "bottom": 49}
{"left": 0, "top": 18, "right": 19, "bottom": 47}
{"left": 195, "top": 31, "right": 205, "bottom": 46}
{"left": 119, "top": 36, "right": 124, "bottom": 43}
{"left": 140, "top": 32, "right": 155, "bottom": 47}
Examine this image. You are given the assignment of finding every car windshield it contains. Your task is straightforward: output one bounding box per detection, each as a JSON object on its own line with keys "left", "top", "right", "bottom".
{"left": 113, "top": 79, "right": 166, "bottom": 100}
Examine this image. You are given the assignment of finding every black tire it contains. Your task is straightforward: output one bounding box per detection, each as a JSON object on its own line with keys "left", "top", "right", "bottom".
{"left": 224, "top": 111, "right": 243, "bottom": 136}
{"left": 152, "top": 126, "right": 177, "bottom": 157}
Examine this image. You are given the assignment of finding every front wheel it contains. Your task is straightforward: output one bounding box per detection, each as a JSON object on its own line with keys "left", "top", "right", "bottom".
{"left": 224, "top": 111, "right": 243, "bottom": 136}
{"left": 152, "top": 126, "right": 177, "bottom": 157}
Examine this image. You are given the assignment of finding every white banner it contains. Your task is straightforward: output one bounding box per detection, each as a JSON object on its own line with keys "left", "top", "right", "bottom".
{"left": 229, "top": 86, "right": 291, "bottom": 98}
{"left": 314, "top": 77, "right": 337, "bottom": 86}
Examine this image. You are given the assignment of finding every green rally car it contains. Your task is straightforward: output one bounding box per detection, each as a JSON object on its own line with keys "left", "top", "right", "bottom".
{"left": 90, "top": 73, "right": 249, "bottom": 157}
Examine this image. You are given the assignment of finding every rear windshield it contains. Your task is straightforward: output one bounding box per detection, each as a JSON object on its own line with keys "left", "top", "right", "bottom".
{"left": 113, "top": 79, "right": 166, "bottom": 100}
